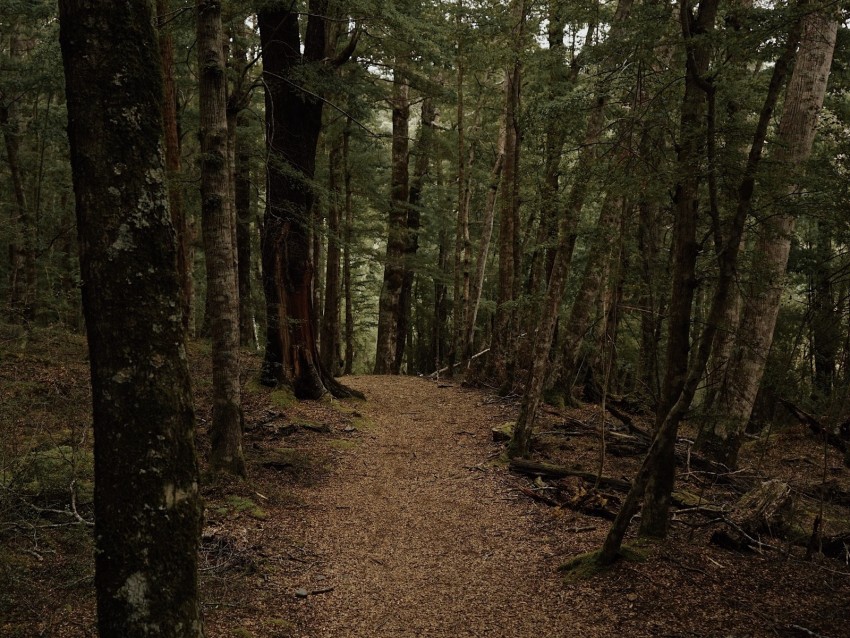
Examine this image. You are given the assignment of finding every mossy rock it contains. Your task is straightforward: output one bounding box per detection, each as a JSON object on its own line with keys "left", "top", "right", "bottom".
{"left": 491, "top": 421, "right": 514, "bottom": 442}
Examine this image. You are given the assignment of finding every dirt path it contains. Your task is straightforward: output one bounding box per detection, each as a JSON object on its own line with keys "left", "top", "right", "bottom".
{"left": 293, "top": 375, "right": 581, "bottom": 637}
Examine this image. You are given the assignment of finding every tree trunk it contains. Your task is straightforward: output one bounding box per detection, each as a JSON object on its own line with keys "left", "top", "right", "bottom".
{"left": 321, "top": 138, "right": 343, "bottom": 375}
{"left": 2, "top": 35, "right": 35, "bottom": 324}
{"left": 489, "top": 0, "right": 526, "bottom": 387}
{"left": 699, "top": 6, "right": 838, "bottom": 467}
{"left": 600, "top": 7, "right": 807, "bottom": 559}
{"left": 465, "top": 121, "right": 505, "bottom": 361}
{"left": 640, "top": 0, "right": 720, "bottom": 538}
{"left": 234, "top": 111, "right": 256, "bottom": 349}
{"left": 374, "top": 72, "right": 410, "bottom": 374}
{"left": 156, "top": 0, "right": 193, "bottom": 335}
{"left": 197, "top": 0, "right": 245, "bottom": 476}
{"left": 59, "top": 2, "right": 203, "bottom": 634}
{"left": 342, "top": 120, "right": 355, "bottom": 375}
{"left": 450, "top": 2, "right": 469, "bottom": 374}
{"left": 258, "top": 2, "right": 360, "bottom": 399}
{"left": 395, "top": 97, "right": 436, "bottom": 373}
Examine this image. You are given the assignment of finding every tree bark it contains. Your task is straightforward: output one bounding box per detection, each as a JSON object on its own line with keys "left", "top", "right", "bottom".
{"left": 699, "top": 5, "right": 838, "bottom": 467}
{"left": 156, "top": 0, "right": 193, "bottom": 335}
{"left": 639, "top": 0, "right": 720, "bottom": 538}
{"left": 395, "top": 97, "right": 436, "bottom": 373}
{"left": 59, "top": 2, "right": 203, "bottom": 634}
{"left": 197, "top": 0, "right": 245, "bottom": 476}
{"left": 2, "top": 34, "right": 35, "bottom": 324}
{"left": 342, "top": 120, "right": 355, "bottom": 375}
{"left": 465, "top": 121, "right": 505, "bottom": 361}
{"left": 321, "top": 138, "right": 343, "bottom": 375}
{"left": 374, "top": 72, "right": 410, "bottom": 374}
{"left": 258, "top": 2, "right": 360, "bottom": 399}
{"left": 488, "top": 0, "right": 526, "bottom": 386}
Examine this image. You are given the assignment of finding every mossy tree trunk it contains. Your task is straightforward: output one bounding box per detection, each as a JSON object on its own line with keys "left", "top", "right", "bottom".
{"left": 58, "top": 2, "right": 203, "bottom": 634}
{"left": 197, "top": 0, "right": 245, "bottom": 476}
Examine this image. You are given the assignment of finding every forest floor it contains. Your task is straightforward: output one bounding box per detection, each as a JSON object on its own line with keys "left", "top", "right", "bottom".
{"left": 2, "top": 325, "right": 850, "bottom": 637}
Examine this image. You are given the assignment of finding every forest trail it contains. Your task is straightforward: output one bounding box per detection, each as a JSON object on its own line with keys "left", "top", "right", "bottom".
{"left": 292, "top": 375, "right": 582, "bottom": 637}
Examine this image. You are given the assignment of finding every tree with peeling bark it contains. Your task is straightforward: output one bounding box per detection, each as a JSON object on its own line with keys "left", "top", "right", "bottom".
{"left": 258, "top": 1, "right": 361, "bottom": 399}
{"left": 197, "top": 0, "right": 245, "bottom": 476}
{"left": 58, "top": 1, "right": 203, "bottom": 634}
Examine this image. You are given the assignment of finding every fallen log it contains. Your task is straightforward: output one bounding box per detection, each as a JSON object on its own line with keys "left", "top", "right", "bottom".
{"left": 509, "top": 458, "right": 631, "bottom": 491}
{"left": 779, "top": 399, "right": 848, "bottom": 454}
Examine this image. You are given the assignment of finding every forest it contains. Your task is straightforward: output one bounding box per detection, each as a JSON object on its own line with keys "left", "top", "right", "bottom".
{"left": 1, "top": 0, "right": 850, "bottom": 636}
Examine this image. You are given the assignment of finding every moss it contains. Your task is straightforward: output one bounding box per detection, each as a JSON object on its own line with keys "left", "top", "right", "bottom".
{"left": 328, "top": 439, "right": 356, "bottom": 450}
{"left": 491, "top": 421, "right": 514, "bottom": 442}
{"left": 559, "top": 544, "right": 649, "bottom": 583}
{"left": 270, "top": 386, "right": 296, "bottom": 409}
{"left": 232, "top": 628, "right": 253, "bottom": 638}
{"left": 15, "top": 445, "right": 94, "bottom": 504}
{"left": 351, "top": 416, "right": 375, "bottom": 431}
{"left": 542, "top": 387, "right": 566, "bottom": 410}
{"left": 225, "top": 495, "right": 269, "bottom": 520}
{"left": 268, "top": 618, "right": 295, "bottom": 631}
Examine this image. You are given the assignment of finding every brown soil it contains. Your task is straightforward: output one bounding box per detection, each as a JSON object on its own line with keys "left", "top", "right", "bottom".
{"left": 2, "top": 332, "right": 850, "bottom": 637}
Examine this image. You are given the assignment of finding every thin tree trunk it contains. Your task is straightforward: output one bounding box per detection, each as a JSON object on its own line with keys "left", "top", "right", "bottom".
{"left": 2, "top": 35, "right": 35, "bottom": 324}
{"left": 489, "top": 0, "right": 526, "bottom": 387}
{"left": 451, "top": 3, "right": 470, "bottom": 373}
{"left": 197, "top": 0, "right": 244, "bottom": 476}
{"left": 59, "top": 2, "right": 203, "bottom": 633}
{"left": 374, "top": 72, "right": 410, "bottom": 374}
{"left": 465, "top": 121, "right": 505, "bottom": 361}
{"left": 528, "top": 0, "right": 569, "bottom": 296}
{"left": 343, "top": 120, "right": 355, "bottom": 375}
{"left": 559, "top": 192, "right": 625, "bottom": 397}
{"left": 321, "top": 138, "right": 343, "bottom": 375}
{"left": 507, "top": 0, "right": 631, "bottom": 457}
{"left": 234, "top": 111, "right": 256, "bottom": 349}
{"left": 639, "top": 0, "right": 720, "bottom": 538}
{"left": 156, "top": 0, "right": 192, "bottom": 335}
{"left": 395, "top": 97, "right": 436, "bottom": 372}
